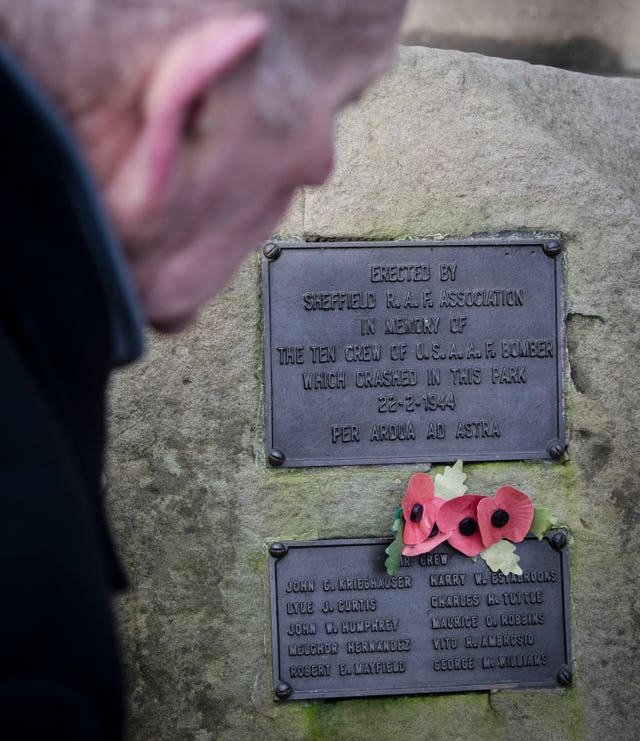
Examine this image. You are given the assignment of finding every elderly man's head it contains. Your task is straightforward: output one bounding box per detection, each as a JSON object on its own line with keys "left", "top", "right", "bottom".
{"left": 1, "top": 0, "right": 406, "bottom": 330}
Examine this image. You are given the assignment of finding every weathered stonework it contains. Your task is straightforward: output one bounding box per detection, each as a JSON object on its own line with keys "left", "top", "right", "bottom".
{"left": 108, "top": 47, "right": 640, "bottom": 740}
{"left": 401, "top": 0, "right": 640, "bottom": 76}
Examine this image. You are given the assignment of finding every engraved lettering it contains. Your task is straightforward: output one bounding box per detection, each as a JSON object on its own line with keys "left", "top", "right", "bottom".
{"left": 491, "top": 365, "right": 527, "bottom": 384}
{"left": 418, "top": 552, "right": 449, "bottom": 566}
{"left": 337, "top": 599, "right": 377, "bottom": 612}
{"left": 370, "top": 265, "right": 431, "bottom": 282}
{"left": 439, "top": 288, "right": 524, "bottom": 307}
{"left": 501, "top": 339, "right": 553, "bottom": 358}
{"left": 430, "top": 594, "right": 480, "bottom": 608}
{"left": 384, "top": 316, "right": 440, "bottom": 335}
{"left": 479, "top": 634, "right": 535, "bottom": 648}
{"left": 360, "top": 318, "right": 376, "bottom": 336}
{"left": 389, "top": 343, "right": 408, "bottom": 360}
{"left": 337, "top": 576, "right": 412, "bottom": 590}
{"left": 341, "top": 619, "right": 399, "bottom": 634}
{"left": 355, "top": 369, "right": 417, "bottom": 387}
{"left": 426, "top": 422, "right": 445, "bottom": 439}
{"left": 439, "top": 263, "right": 458, "bottom": 281}
{"left": 302, "top": 371, "right": 346, "bottom": 390}
{"left": 431, "top": 615, "right": 479, "bottom": 629}
{"left": 430, "top": 573, "right": 466, "bottom": 587}
{"left": 501, "top": 591, "right": 544, "bottom": 606}
{"left": 353, "top": 661, "right": 406, "bottom": 675}
{"left": 500, "top": 613, "right": 545, "bottom": 627}
{"left": 433, "top": 657, "right": 475, "bottom": 671}
{"left": 344, "top": 344, "right": 382, "bottom": 362}
{"left": 455, "top": 419, "right": 501, "bottom": 438}
{"left": 495, "top": 654, "right": 548, "bottom": 668}
{"left": 303, "top": 292, "right": 376, "bottom": 310}
{"left": 289, "top": 664, "right": 332, "bottom": 678}
{"left": 491, "top": 570, "right": 557, "bottom": 584}
{"left": 287, "top": 622, "right": 317, "bottom": 636}
{"left": 288, "top": 642, "right": 339, "bottom": 656}
{"left": 310, "top": 345, "right": 336, "bottom": 363}
{"left": 449, "top": 316, "right": 467, "bottom": 333}
{"left": 346, "top": 639, "right": 411, "bottom": 654}
{"left": 370, "top": 422, "right": 416, "bottom": 442}
{"left": 277, "top": 346, "right": 304, "bottom": 365}
{"left": 450, "top": 367, "right": 482, "bottom": 385}
{"left": 432, "top": 637, "right": 457, "bottom": 650}
{"left": 286, "top": 601, "right": 314, "bottom": 615}
{"left": 331, "top": 425, "right": 360, "bottom": 444}
{"left": 285, "top": 579, "right": 315, "bottom": 593}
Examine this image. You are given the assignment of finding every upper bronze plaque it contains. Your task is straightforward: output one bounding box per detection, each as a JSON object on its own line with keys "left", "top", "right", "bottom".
{"left": 263, "top": 240, "right": 564, "bottom": 467}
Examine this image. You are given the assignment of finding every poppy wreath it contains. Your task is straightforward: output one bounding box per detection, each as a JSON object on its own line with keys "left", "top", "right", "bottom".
{"left": 385, "top": 461, "right": 559, "bottom": 576}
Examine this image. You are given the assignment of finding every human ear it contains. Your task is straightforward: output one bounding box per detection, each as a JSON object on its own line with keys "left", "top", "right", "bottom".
{"left": 107, "top": 13, "right": 268, "bottom": 223}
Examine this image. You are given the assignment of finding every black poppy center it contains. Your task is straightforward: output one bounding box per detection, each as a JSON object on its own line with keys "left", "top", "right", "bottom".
{"left": 429, "top": 523, "right": 439, "bottom": 538}
{"left": 410, "top": 504, "right": 424, "bottom": 522}
{"left": 459, "top": 517, "right": 478, "bottom": 536}
{"left": 491, "top": 509, "right": 510, "bottom": 528}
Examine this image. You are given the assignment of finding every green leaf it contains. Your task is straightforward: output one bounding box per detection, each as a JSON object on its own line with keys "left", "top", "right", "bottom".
{"left": 480, "top": 541, "right": 523, "bottom": 576}
{"left": 434, "top": 459, "right": 468, "bottom": 500}
{"left": 530, "top": 507, "right": 558, "bottom": 539}
{"left": 385, "top": 516, "right": 404, "bottom": 575}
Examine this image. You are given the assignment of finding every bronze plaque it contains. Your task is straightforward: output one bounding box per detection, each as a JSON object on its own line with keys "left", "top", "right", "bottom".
{"left": 269, "top": 536, "right": 571, "bottom": 701}
{"left": 263, "top": 240, "right": 564, "bottom": 467}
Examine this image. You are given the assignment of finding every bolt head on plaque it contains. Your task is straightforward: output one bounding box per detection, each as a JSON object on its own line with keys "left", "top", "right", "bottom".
{"left": 268, "top": 448, "right": 286, "bottom": 467}
{"left": 543, "top": 239, "right": 563, "bottom": 257}
{"left": 269, "top": 542, "right": 288, "bottom": 559}
{"left": 556, "top": 664, "right": 573, "bottom": 687}
{"left": 547, "top": 440, "right": 566, "bottom": 460}
{"left": 550, "top": 530, "right": 568, "bottom": 551}
{"left": 274, "top": 681, "right": 292, "bottom": 700}
{"left": 263, "top": 242, "right": 282, "bottom": 261}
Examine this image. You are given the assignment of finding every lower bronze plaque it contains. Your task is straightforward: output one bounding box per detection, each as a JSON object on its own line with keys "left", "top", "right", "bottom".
{"left": 263, "top": 240, "right": 565, "bottom": 467}
{"left": 269, "top": 536, "right": 571, "bottom": 700}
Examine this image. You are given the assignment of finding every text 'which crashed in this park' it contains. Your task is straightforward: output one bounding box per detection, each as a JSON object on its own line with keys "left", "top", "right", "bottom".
{"left": 263, "top": 241, "right": 565, "bottom": 467}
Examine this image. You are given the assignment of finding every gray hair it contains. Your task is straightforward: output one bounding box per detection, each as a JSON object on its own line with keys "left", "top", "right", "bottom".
{"left": 0, "top": 0, "right": 402, "bottom": 118}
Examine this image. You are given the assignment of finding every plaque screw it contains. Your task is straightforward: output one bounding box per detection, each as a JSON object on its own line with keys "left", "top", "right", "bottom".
{"left": 543, "top": 240, "right": 563, "bottom": 257}
{"left": 550, "top": 531, "right": 568, "bottom": 550}
{"left": 269, "top": 542, "right": 288, "bottom": 559}
{"left": 263, "top": 242, "right": 282, "bottom": 260}
{"left": 268, "top": 448, "right": 286, "bottom": 467}
{"left": 274, "top": 681, "right": 293, "bottom": 700}
{"left": 547, "top": 440, "right": 566, "bottom": 461}
{"left": 556, "top": 665, "right": 573, "bottom": 687}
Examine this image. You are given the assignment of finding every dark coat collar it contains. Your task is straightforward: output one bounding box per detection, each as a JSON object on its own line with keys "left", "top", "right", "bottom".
{"left": 0, "top": 41, "right": 144, "bottom": 367}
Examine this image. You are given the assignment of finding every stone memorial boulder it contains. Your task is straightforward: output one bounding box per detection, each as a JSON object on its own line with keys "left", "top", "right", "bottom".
{"left": 108, "top": 46, "right": 640, "bottom": 740}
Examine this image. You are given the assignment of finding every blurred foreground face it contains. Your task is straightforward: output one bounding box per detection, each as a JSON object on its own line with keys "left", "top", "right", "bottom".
{"left": 109, "top": 9, "right": 405, "bottom": 332}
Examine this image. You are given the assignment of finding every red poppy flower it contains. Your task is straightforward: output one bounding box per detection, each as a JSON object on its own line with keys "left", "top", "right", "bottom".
{"left": 401, "top": 473, "right": 440, "bottom": 546}
{"left": 401, "top": 483, "right": 448, "bottom": 556}
{"left": 402, "top": 512, "right": 449, "bottom": 556}
{"left": 477, "top": 486, "right": 534, "bottom": 548}
{"left": 436, "top": 494, "right": 486, "bottom": 557}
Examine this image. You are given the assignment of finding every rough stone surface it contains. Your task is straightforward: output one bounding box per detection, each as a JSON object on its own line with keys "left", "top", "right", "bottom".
{"left": 108, "top": 47, "right": 640, "bottom": 740}
{"left": 401, "top": 0, "right": 640, "bottom": 76}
